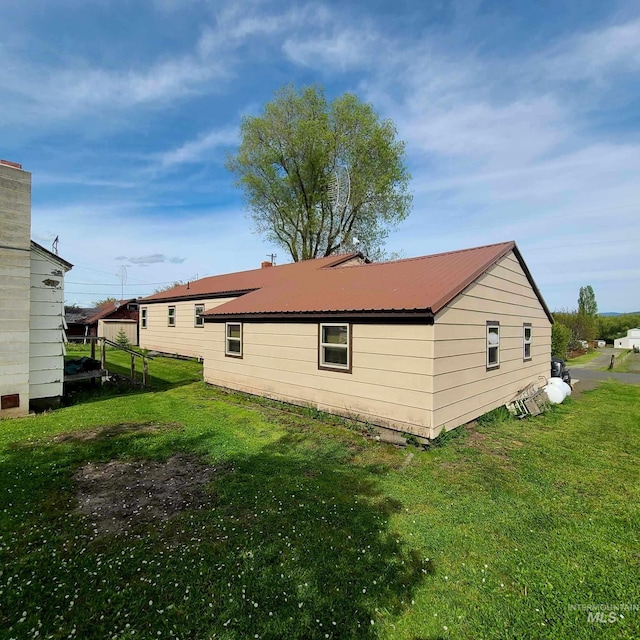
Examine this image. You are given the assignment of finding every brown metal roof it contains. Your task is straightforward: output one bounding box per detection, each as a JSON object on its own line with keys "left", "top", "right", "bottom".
{"left": 201, "top": 241, "right": 552, "bottom": 321}
{"left": 84, "top": 299, "right": 138, "bottom": 325}
{"left": 139, "top": 253, "right": 362, "bottom": 303}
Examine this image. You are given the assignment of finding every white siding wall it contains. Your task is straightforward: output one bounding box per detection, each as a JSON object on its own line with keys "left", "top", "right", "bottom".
{"left": 203, "top": 322, "right": 434, "bottom": 437}
{"left": 0, "top": 164, "right": 31, "bottom": 417}
{"left": 139, "top": 298, "right": 237, "bottom": 358}
{"left": 615, "top": 336, "right": 640, "bottom": 349}
{"left": 29, "top": 249, "right": 68, "bottom": 401}
{"left": 431, "top": 252, "right": 551, "bottom": 436}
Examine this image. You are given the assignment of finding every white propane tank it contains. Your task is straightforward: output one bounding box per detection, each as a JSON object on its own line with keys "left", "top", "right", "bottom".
{"left": 544, "top": 384, "right": 565, "bottom": 404}
{"left": 548, "top": 377, "right": 571, "bottom": 398}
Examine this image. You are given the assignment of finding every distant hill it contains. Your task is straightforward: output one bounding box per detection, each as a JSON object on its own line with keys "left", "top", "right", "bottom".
{"left": 600, "top": 312, "right": 640, "bottom": 317}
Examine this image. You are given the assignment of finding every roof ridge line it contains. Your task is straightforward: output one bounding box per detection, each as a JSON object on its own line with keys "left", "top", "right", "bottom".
{"left": 321, "top": 241, "right": 515, "bottom": 270}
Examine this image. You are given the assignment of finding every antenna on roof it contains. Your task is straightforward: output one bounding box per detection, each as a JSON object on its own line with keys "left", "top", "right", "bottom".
{"left": 328, "top": 164, "right": 350, "bottom": 219}
{"left": 267, "top": 253, "right": 277, "bottom": 266}
{"left": 52, "top": 236, "right": 59, "bottom": 255}
{"left": 117, "top": 265, "right": 127, "bottom": 300}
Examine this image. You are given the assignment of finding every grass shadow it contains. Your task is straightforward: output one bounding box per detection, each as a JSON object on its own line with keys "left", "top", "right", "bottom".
{"left": 0, "top": 424, "right": 428, "bottom": 639}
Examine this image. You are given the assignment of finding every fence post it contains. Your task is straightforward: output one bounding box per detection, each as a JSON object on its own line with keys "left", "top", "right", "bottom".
{"left": 131, "top": 353, "right": 135, "bottom": 382}
{"left": 101, "top": 340, "right": 106, "bottom": 369}
{"left": 143, "top": 358, "right": 148, "bottom": 387}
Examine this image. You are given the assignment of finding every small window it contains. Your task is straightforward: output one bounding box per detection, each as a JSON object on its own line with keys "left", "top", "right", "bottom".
{"left": 319, "top": 323, "right": 351, "bottom": 371}
{"left": 523, "top": 323, "right": 532, "bottom": 360}
{"left": 141, "top": 307, "right": 148, "bottom": 329}
{"left": 225, "top": 322, "right": 242, "bottom": 357}
{"left": 487, "top": 322, "right": 500, "bottom": 369}
{"left": 194, "top": 304, "right": 205, "bottom": 328}
{"left": 168, "top": 306, "right": 176, "bottom": 327}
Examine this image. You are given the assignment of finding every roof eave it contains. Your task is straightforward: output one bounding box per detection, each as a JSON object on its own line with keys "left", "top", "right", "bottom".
{"left": 203, "top": 308, "right": 434, "bottom": 322}
{"left": 140, "top": 289, "right": 256, "bottom": 304}
{"left": 30, "top": 240, "right": 73, "bottom": 271}
{"left": 511, "top": 244, "right": 554, "bottom": 324}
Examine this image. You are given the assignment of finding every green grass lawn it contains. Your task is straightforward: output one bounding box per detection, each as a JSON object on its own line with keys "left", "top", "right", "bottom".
{"left": 604, "top": 350, "right": 639, "bottom": 373}
{"left": 64, "top": 344, "right": 203, "bottom": 396}
{"left": 565, "top": 350, "right": 601, "bottom": 366}
{"left": 1, "top": 368, "right": 639, "bottom": 639}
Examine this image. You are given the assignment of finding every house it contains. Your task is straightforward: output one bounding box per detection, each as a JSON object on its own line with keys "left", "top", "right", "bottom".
{"left": 138, "top": 254, "right": 365, "bottom": 358}
{"left": 614, "top": 328, "right": 640, "bottom": 349}
{"left": 0, "top": 160, "right": 73, "bottom": 417}
{"left": 140, "top": 241, "right": 552, "bottom": 439}
{"left": 66, "top": 299, "right": 139, "bottom": 345}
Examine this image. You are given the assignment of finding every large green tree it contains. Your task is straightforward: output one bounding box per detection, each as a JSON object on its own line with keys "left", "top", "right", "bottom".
{"left": 578, "top": 285, "right": 598, "bottom": 316}
{"left": 226, "top": 85, "right": 412, "bottom": 261}
{"left": 577, "top": 285, "right": 598, "bottom": 341}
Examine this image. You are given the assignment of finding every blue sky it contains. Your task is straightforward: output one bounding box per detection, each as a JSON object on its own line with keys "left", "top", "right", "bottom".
{"left": 2, "top": 0, "right": 639, "bottom": 311}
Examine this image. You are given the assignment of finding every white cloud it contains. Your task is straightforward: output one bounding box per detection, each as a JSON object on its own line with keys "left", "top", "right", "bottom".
{"left": 283, "top": 26, "right": 379, "bottom": 71}
{"left": 156, "top": 126, "right": 238, "bottom": 168}
{"left": 116, "top": 254, "right": 186, "bottom": 266}
{"left": 406, "top": 97, "right": 567, "bottom": 167}
{"left": 541, "top": 17, "right": 640, "bottom": 83}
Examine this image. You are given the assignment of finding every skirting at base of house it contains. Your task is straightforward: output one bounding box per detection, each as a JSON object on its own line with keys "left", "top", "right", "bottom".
{"left": 30, "top": 396, "right": 61, "bottom": 413}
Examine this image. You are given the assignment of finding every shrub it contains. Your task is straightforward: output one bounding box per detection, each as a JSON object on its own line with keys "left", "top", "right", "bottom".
{"left": 551, "top": 323, "right": 571, "bottom": 359}
{"left": 114, "top": 329, "right": 131, "bottom": 349}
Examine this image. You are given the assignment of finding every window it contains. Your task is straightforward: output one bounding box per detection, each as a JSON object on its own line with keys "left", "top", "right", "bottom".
{"left": 319, "top": 323, "right": 351, "bottom": 372}
{"left": 141, "top": 307, "right": 148, "bottom": 329}
{"left": 486, "top": 321, "right": 500, "bottom": 369}
{"left": 523, "top": 323, "right": 532, "bottom": 360}
{"left": 225, "top": 322, "right": 242, "bottom": 357}
{"left": 194, "top": 304, "right": 205, "bottom": 328}
{"left": 168, "top": 306, "right": 176, "bottom": 327}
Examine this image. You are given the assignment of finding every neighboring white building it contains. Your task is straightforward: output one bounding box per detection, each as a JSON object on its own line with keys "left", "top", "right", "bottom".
{"left": 29, "top": 241, "right": 73, "bottom": 410}
{"left": 614, "top": 328, "right": 640, "bottom": 349}
{"left": 0, "top": 160, "right": 72, "bottom": 418}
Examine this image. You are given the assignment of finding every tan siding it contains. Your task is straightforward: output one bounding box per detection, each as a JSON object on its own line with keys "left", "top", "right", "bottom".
{"left": 204, "top": 322, "right": 434, "bottom": 437}
{"left": 139, "top": 297, "right": 236, "bottom": 358}
{"left": 431, "top": 251, "right": 551, "bottom": 435}
{"left": 99, "top": 320, "right": 138, "bottom": 344}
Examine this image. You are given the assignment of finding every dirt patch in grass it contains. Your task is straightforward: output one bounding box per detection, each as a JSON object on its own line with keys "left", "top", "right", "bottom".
{"left": 54, "top": 422, "right": 181, "bottom": 443}
{"left": 463, "top": 422, "right": 520, "bottom": 467}
{"left": 74, "top": 454, "right": 219, "bottom": 537}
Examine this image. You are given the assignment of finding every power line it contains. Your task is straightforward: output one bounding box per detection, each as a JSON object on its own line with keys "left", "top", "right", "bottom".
{"left": 66, "top": 280, "right": 177, "bottom": 286}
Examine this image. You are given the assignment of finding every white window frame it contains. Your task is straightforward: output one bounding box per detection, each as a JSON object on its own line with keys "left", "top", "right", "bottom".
{"left": 194, "top": 304, "right": 205, "bottom": 328}
{"left": 486, "top": 321, "right": 500, "bottom": 370}
{"left": 141, "top": 307, "right": 148, "bottom": 330}
{"left": 225, "top": 322, "right": 243, "bottom": 358}
{"left": 523, "top": 323, "right": 532, "bottom": 361}
{"left": 168, "top": 306, "right": 176, "bottom": 327}
{"left": 319, "top": 323, "right": 351, "bottom": 372}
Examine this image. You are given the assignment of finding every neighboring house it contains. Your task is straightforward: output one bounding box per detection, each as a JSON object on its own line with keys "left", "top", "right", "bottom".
{"left": 614, "top": 328, "right": 640, "bottom": 349}
{"left": 141, "top": 241, "right": 552, "bottom": 439}
{"left": 66, "top": 299, "right": 139, "bottom": 345}
{"left": 138, "top": 255, "right": 365, "bottom": 358}
{"left": 65, "top": 306, "right": 96, "bottom": 339}
{"left": 1, "top": 160, "right": 73, "bottom": 417}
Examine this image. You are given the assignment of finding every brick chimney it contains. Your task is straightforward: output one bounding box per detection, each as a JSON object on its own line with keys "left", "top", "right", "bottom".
{"left": 261, "top": 261, "right": 273, "bottom": 268}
